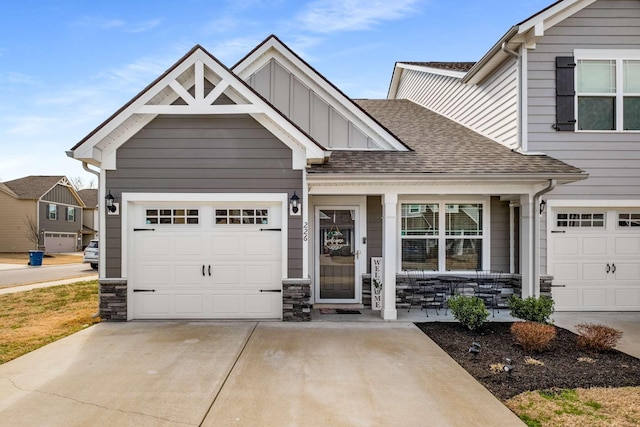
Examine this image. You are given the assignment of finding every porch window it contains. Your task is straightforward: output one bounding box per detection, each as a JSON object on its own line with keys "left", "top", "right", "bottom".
{"left": 401, "top": 202, "right": 484, "bottom": 271}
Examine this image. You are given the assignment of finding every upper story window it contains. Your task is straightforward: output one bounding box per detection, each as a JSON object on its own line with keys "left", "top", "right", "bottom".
{"left": 48, "top": 204, "right": 57, "bottom": 220}
{"left": 575, "top": 50, "right": 640, "bottom": 131}
{"left": 66, "top": 207, "right": 75, "bottom": 222}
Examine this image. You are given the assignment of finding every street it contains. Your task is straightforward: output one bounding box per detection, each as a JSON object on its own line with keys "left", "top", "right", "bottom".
{"left": 0, "top": 263, "right": 96, "bottom": 288}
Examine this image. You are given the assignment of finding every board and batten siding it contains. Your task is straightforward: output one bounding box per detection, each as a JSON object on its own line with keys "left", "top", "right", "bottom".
{"left": 247, "top": 59, "right": 379, "bottom": 149}
{"left": 394, "top": 59, "right": 520, "bottom": 149}
{"left": 527, "top": 0, "right": 640, "bottom": 274}
{"left": 105, "top": 114, "right": 303, "bottom": 278}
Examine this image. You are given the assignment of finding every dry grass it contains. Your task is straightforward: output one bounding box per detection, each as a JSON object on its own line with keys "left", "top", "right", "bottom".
{"left": 507, "top": 387, "right": 640, "bottom": 427}
{"left": 0, "top": 280, "right": 100, "bottom": 364}
{"left": 0, "top": 252, "right": 83, "bottom": 266}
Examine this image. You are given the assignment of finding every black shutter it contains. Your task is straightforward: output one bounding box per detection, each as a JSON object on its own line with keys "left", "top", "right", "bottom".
{"left": 555, "top": 56, "right": 576, "bottom": 131}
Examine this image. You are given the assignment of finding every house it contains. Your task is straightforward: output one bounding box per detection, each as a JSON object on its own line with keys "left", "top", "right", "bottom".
{"left": 0, "top": 176, "right": 85, "bottom": 253}
{"left": 77, "top": 188, "right": 99, "bottom": 247}
{"left": 68, "top": 3, "right": 605, "bottom": 321}
{"left": 388, "top": 0, "right": 640, "bottom": 311}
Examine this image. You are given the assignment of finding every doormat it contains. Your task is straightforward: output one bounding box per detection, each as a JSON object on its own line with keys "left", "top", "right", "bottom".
{"left": 319, "top": 309, "right": 361, "bottom": 315}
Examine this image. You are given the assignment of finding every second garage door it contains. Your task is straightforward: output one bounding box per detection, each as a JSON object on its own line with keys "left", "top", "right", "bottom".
{"left": 129, "top": 203, "right": 283, "bottom": 320}
{"left": 548, "top": 208, "right": 640, "bottom": 311}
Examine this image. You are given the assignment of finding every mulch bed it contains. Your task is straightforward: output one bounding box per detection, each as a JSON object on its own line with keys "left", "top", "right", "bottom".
{"left": 416, "top": 322, "right": 640, "bottom": 400}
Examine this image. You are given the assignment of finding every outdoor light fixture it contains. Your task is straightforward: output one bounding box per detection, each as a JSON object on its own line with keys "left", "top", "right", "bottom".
{"left": 290, "top": 191, "right": 300, "bottom": 215}
{"left": 469, "top": 342, "right": 481, "bottom": 357}
{"left": 105, "top": 190, "right": 117, "bottom": 213}
{"left": 503, "top": 357, "right": 513, "bottom": 374}
{"left": 539, "top": 199, "right": 547, "bottom": 215}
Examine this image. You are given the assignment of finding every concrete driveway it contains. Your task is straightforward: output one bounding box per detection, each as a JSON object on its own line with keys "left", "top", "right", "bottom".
{"left": 0, "top": 321, "right": 523, "bottom": 427}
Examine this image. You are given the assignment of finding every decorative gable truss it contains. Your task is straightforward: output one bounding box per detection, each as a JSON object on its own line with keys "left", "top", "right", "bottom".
{"left": 71, "top": 46, "right": 327, "bottom": 170}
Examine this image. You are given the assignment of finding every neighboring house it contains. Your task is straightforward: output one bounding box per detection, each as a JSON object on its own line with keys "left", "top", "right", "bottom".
{"left": 78, "top": 189, "right": 98, "bottom": 247}
{"left": 68, "top": 31, "right": 586, "bottom": 321}
{"left": 388, "top": 0, "right": 640, "bottom": 311}
{"left": 0, "top": 176, "right": 85, "bottom": 253}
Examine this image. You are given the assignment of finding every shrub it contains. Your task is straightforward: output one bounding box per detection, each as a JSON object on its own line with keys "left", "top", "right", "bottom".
{"left": 507, "top": 296, "right": 554, "bottom": 324}
{"left": 447, "top": 295, "right": 489, "bottom": 331}
{"left": 575, "top": 323, "right": 623, "bottom": 352}
{"left": 511, "top": 321, "right": 556, "bottom": 352}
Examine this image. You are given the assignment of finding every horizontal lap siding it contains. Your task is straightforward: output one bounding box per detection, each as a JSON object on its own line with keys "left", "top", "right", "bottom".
{"left": 106, "top": 115, "right": 302, "bottom": 278}
{"left": 395, "top": 60, "right": 519, "bottom": 149}
{"left": 527, "top": 0, "right": 640, "bottom": 274}
{"left": 367, "top": 196, "right": 383, "bottom": 273}
{"left": 490, "top": 197, "right": 511, "bottom": 273}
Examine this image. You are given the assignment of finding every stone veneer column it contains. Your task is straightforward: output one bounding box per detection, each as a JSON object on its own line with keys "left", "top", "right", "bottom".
{"left": 98, "top": 279, "right": 127, "bottom": 321}
{"left": 282, "top": 278, "right": 311, "bottom": 321}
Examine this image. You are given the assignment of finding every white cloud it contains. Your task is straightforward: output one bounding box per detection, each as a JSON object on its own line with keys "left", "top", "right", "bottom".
{"left": 72, "top": 16, "right": 160, "bottom": 33}
{"left": 208, "top": 37, "right": 268, "bottom": 63}
{"left": 298, "top": 0, "right": 421, "bottom": 33}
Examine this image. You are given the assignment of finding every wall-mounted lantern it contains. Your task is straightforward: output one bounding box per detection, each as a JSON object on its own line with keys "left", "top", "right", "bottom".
{"left": 289, "top": 191, "right": 301, "bottom": 216}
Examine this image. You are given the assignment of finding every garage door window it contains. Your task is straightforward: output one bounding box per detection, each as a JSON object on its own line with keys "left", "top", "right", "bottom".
{"left": 618, "top": 213, "right": 640, "bottom": 228}
{"left": 556, "top": 213, "right": 605, "bottom": 228}
{"left": 215, "top": 208, "right": 269, "bottom": 225}
{"left": 145, "top": 209, "right": 199, "bottom": 225}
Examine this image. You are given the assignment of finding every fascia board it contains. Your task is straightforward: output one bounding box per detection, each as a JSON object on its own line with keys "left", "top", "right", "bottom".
{"left": 396, "top": 63, "right": 467, "bottom": 79}
{"left": 387, "top": 63, "right": 403, "bottom": 99}
{"left": 517, "top": 0, "right": 596, "bottom": 34}
{"left": 234, "top": 38, "right": 409, "bottom": 152}
{"left": 307, "top": 172, "right": 588, "bottom": 185}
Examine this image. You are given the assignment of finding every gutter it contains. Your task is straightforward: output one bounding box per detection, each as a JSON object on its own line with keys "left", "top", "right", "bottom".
{"left": 461, "top": 26, "right": 519, "bottom": 84}
{"left": 306, "top": 172, "right": 587, "bottom": 184}
{"left": 532, "top": 179, "right": 556, "bottom": 298}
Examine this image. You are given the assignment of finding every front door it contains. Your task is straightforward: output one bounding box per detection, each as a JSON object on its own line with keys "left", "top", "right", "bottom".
{"left": 316, "top": 207, "right": 359, "bottom": 303}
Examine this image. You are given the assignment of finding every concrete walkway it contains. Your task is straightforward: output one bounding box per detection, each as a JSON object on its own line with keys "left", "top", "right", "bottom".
{"left": 0, "top": 321, "right": 524, "bottom": 427}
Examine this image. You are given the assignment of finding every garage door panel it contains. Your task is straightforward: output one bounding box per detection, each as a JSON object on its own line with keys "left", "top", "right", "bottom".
{"left": 553, "top": 263, "right": 578, "bottom": 280}
{"left": 554, "top": 237, "right": 578, "bottom": 255}
{"left": 551, "top": 288, "right": 579, "bottom": 308}
{"left": 583, "top": 263, "right": 608, "bottom": 281}
{"left": 613, "top": 263, "right": 639, "bottom": 281}
{"left": 583, "top": 237, "right": 607, "bottom": 255}
{"left": 136, "top": 294, "right": 171, "bottom": 315}
{"left": 583, "top": 289, "right": 607, "bottom": 307}
{"left": 212, "top": 294, "right": 241, "bottom": 314}
{"left": 175, "top": 264, "right": 206, "bottom": 285}
{"left": 212, "top": 236, "right": 239, "bottom": 256}
{"left": 615, "top": 237, "right": 640, "bottom": 255}
{"left": 139, "top": 264, "right": 172, "bottom": 285}
{"left": 174, "top": 235, "right": 204, "bottom": 256}
{"left": 245, "top": 265, "right": 278, "bottom": 285}
{"left": 212, "top": 265, "right": 241, "bottom": 285}
{"left": 245, "top": 294, "right": 279, "bottom": 314}
{"left": 615, "top": 289, "right": 640, "bottom": 306}
{"left": 175, "top": 295, "right": 204, "bottom": 314}
{"left": 138, "top": 235, "right": 171, "bottom": 257}
{"left": 244, "top": 234, "right": 277, "bottom": 256}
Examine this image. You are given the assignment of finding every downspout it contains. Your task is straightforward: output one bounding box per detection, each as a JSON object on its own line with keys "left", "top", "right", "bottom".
{"left": 82, "top": 162, "right": 102, "bottom": 318}
{"left": 532, "top": 179, "right": 556, "bottom": 298}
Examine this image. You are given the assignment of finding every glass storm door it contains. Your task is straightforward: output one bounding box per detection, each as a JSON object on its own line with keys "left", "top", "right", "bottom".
{"left": 316, "top": 208, "right": 358, "bottom": 303}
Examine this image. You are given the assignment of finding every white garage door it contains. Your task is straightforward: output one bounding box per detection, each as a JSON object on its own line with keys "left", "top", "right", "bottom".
{"left": 44, "top": 232, "right": 76, "bottom": 253}
{"left": 548, "top": 209, "right": 640, "bottom": 311}
{"left": 130, "top": 203, "right": 283, "bottom": 320}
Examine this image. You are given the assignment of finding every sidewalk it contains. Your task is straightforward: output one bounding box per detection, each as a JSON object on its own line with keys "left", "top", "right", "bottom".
{"left": 0, "top": 275, "right": 99, "bottom": 295}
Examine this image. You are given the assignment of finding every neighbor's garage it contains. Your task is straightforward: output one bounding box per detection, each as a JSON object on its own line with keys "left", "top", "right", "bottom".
{"left": 548, "top": 208, "right": 640, "bottom": 311}
{"left": 44, "top": 232, "right": 77, "bottom": 253}
{"left": 129, "top": 202, "right": 283, "bottom": 320}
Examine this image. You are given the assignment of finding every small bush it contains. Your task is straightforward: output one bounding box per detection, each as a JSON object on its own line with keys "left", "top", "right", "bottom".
{"left": 575, "top": 323, "right": 622, "bottom": 352}
{"left": 447, "top": 295, "right": 489, "bottom": 331}
{"left": 507, "top": 296, "right": 554, "bottom": 324}
{"left": 511, "top": 321, "right": 556, "bottom": 352}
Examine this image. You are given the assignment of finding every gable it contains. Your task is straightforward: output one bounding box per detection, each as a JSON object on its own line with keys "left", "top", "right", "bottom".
{"left": 42, "top": 183, "right": 84, "bottom": 206}
{"left": 71, "top": 45, "right": 326, "bottom": 171}
{"left": 233, "top": 36, "right": 409, "bottom": 152}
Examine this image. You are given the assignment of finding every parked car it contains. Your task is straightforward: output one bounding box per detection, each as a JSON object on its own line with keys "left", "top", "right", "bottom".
{"left": 83, "top": 239, "right": 98, "bottom": 270}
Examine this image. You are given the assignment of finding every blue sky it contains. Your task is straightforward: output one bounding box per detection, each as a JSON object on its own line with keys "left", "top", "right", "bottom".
{"left": 0, "top": 0, "right": 552, "bottom": 186}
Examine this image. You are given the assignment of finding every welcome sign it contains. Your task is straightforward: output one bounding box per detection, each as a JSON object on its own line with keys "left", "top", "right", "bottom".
{"left": 371, "top": 257, "right": 382, "bottom": 310}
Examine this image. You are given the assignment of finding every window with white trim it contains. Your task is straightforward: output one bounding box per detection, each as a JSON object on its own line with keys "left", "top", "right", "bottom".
{"left": 66, "top": 207, "right": 75, "bottom": 222}
{"left": 401, "top": 202, "right": 484, "bottom": 271}
{"left": 556, "top": 212, "right": 605, "bottom": 228}
{"left": 576, "top": 51, "right": 640, "bottom": 131}
{"left": 48, "top": 204, "right": 57, "bottom": 220}
{"left": 145, "top": 209, "right": 199, "bottom": 225}
{"left": 215, "top": 208, "right": 269, "bottom": 225}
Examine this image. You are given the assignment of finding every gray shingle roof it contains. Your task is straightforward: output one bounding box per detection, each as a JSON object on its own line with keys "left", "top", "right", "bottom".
{"left": 401, "top": 62, "right": 476, "bottom": 72}
{"left": 2, "top": 176, "right": 66, "bottom": 199}
{"left": 308, "top": 99, "right": 585, "bottom": 177}
{"left": 78, "top": 189, "right": 98, "bottom": 208}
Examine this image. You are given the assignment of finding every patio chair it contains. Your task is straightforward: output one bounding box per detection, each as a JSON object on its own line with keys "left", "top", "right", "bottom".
{"left": 405, "top": 269, "right": 425, "bottom": 312}
{"left": 474, "top": 270, "right": 503, "bottom": 317}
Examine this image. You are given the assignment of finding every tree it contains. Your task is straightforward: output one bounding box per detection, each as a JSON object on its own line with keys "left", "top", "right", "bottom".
{"left": 24, "top": 216, "right": 41, "bottom": 250}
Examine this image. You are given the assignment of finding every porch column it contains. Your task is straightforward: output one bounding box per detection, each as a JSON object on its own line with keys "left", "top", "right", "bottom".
{"left": 520, "top": 194, "right": 534, "bottom": 298}
{"left": 381, "top": 193, "right": 398, "bottom": 320}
